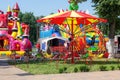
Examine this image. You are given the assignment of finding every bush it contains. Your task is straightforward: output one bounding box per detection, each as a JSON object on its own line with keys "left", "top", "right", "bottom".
{"left": 74, "top": 67, "right": 78, "bottom": 72}
{"left": 99, "top": 66, "right": 107, "bottom": 71}
{"left": 59, "top": 68, "right": 64, "bottom": 73}
{"left": 59, "top": 67, "right": 67, "bottom": 73}
{"left": 79, "top": 65, "right": 90, "bottom": 72}
{"left": 118, "top": 65, "right": 120, "bottom": 70}
{"left": 110, "top": 66, "right": 115, "bottom": 70}
{"left": 63, "top": 67, "right": 67, "bottom": 71}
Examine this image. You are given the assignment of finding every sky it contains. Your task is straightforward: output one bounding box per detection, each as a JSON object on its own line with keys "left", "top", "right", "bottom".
{"left": 0, "top": 0, "right": 95, "bottom": 17}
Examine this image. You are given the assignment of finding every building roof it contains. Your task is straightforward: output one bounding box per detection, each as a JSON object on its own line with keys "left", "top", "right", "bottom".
{"left": 40, "top": 36, "right": 67, "bottom": 42}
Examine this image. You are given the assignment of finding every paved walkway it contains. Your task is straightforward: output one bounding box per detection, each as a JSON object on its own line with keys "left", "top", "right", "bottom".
{"left": 0, "top": 57, "right": 120, "bottom": 80}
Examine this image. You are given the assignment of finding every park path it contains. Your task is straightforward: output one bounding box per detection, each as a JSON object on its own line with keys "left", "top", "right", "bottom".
{"left": 0, "top": 56, "right": 120, "bottom": 80}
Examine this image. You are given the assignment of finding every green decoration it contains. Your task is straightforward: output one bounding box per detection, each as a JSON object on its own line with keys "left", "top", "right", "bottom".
{"left": 87, "top": 46, "right": 98, "bottom": 51}
{"left": 74, "top": 4, "right": 79, "bottom": 10}
{"left": 69, "top": 5, "right": 74, "bottom": 10}
{"left": 82, "top": 53, "right": 89, "bottom": 59}
{"left": 20, "top": 26, "right": 23, "bottom": 35}
{"left": 69, "top": 1, "right": 79, "bottom": 10}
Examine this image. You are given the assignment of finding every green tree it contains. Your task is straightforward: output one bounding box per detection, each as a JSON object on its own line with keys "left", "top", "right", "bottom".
{"left": 19, "top": 12, "right": 37, "bottom": 44}
{"left": 18, "top": 12, "right": 23, "bottom": 22}
{"left": 92, "top": 0, "right": 120, "bottom": 38}
{"left": 115, "top": 18, "right": 120, "bottom": 35}
{"left": 92, "top": 0, "right": 120, "bottom": 57}
{"left": 97, "top": 23, "right": 109, "bottom": 35}
{"left": 36, "top": 15, "right": 45, "bottom": 41}
{"left": 77, "top": 0, "right": 87, "bottom": 3}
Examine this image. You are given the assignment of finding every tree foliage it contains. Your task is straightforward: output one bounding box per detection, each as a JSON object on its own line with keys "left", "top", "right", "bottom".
{"left": 92, "top": 0, "right": 120, "bottom": 39}
{"left": 75, "top": 0, "right": 87, "bottom": 3}
{"left": 115, "top": 18, "right": 120, "bottom": 35}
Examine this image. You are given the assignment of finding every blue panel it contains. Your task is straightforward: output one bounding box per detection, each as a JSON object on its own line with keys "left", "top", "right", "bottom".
{"left": 42, "top": 43, "right": 45, "bottom": 50}
{"left": 86, "top": 38, "right": 91, "bottom": 44}
{"left": 40, "top": 29, "right": 53, "bottom": 38}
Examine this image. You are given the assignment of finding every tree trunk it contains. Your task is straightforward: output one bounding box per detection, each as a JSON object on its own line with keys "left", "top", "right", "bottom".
{"left": 108, "top": 19, "right": 116, "bottom": 58}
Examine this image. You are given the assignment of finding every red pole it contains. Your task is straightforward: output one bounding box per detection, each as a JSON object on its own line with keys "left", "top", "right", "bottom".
{"left": 71, "top": 18, "right": 74, "bottom": 64}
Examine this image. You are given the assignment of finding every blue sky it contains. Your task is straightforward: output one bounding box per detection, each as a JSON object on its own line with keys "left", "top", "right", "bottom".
{"left": 0, "top": 0, "right": 95, "bottom": 16}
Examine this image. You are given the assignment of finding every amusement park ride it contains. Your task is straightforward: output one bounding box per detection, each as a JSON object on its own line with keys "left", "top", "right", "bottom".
{"left": 37, "top": 0, "right": 109, "bottom": 63}
{"left": 0, "top": 3, "right": 32, "bottom": 56}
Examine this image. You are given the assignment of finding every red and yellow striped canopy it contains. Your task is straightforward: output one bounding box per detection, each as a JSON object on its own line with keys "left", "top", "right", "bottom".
{"left": 37, "top": 10, "right": 107, "bottom": 24}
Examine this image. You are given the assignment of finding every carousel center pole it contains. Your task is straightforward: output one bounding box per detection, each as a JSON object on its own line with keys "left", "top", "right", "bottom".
{"left": 71, "top": 18, "right": 74, "bottom": 64}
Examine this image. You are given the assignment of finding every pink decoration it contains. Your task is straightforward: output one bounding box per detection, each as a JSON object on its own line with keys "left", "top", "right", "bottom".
{"left": 22, "top": 38, "right": 32, "bottom": 51}
{"left": 43, "top": 24, "right": 49, "bottom": 30}
{"left": 52, "top": 34, "right": 56, "bottom": 37}
{"left": 0, "top": 31, "right": 8, "bottom": 34}
{"left": 0, "top": 14, "right": 7, "bottom": 28}
{"left": 0, "top": 3, "right": 32, "bottom": 52}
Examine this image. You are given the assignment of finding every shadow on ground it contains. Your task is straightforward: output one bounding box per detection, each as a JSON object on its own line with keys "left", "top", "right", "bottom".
{"left": 16, "top": 73, "right": 33, "bottom": 76}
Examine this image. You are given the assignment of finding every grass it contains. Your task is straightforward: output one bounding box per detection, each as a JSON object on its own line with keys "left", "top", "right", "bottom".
{"left": 8, "top": 58, "right": 120, "bottom": 75}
